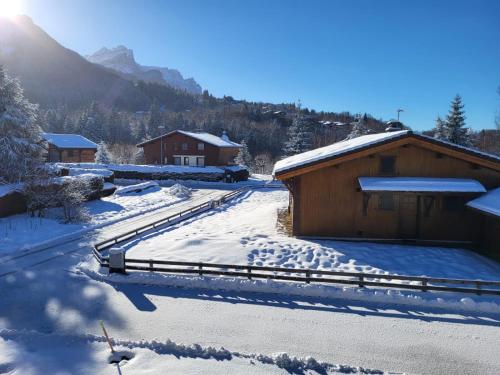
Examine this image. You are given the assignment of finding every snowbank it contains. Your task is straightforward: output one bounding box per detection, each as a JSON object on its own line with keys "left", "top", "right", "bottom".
{"left": 68, "top": 168, "right": 114, "bottom": 178}
{"left": 0, "top": 183, "right": 22, "bottom": 198}
{"left": 114, "top": 181, "right": 159, "bottom": 195}
{"left": 168, "top": 183, "right": 192, "bottom": 199}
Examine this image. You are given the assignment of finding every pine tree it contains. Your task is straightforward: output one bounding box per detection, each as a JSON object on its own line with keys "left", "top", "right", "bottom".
{"left": 148, "top": 100, "right": 163, "bottom": 138}
{"left": 0, "top": 66, "right": 43, "bottom": 183}
{"left": 346, "top": 113, "right": 369, "bottom": 140}
{"left": 95, "top": 141, "right": 111, "bottom": 165}
{"left": 433, "top": 116, "right": 447, "bottom": 140}
{"left": 445, "top": 94, "right": 470, "bottom": 146}
{"left": 282, "top": 111, "right": 312, "bottom": 156}
{"left": 235, "top": 140, "right": 253, "bottom": 167}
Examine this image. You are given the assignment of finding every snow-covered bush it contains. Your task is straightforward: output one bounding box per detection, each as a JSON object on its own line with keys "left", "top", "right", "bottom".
{"left": 23, "top": 167, "right": 57, "bottom": 217}
{"left": 114, "top": 181, "right": 159, "bottom": 195}
{"left": 55, "top": 179, "right": 92, "bottom": 223}
{"left": 168, "top": 183, "right": 192, "bottom": 199}
{"left": 0, "top": 66, "right": 43, "bottom": 183}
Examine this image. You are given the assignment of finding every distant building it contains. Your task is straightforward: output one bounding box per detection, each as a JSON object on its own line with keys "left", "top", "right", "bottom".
{"left": 273, "top": 129, "right": 500, "bottom": 257}
{"left": 42, "top": 133, "right": 98, "bottom": 163}
{"left": 137, "top": 130, "right": 242, "bottom": 167}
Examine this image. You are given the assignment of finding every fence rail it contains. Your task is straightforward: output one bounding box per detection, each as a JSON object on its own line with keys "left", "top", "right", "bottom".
{"left": 94, "top": 187, "right": 248, "bottom": 252}
{"left": 92, "top": 186, "right": 500, "bottom": 297}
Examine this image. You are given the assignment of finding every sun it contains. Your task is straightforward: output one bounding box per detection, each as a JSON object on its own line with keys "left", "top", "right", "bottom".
{"left": 0, "top": 0, "right": 23, "bottom": 18}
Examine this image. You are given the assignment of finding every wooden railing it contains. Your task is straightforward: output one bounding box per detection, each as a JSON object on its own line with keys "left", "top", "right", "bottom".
{"left": 92, "top": 186, "right": 500, "bottom": 297}
{"left": 97, "top": 258, "right": 500, "bottom": 296}
{"left": 93, "top": 187, "right": 249, "bottom": 252}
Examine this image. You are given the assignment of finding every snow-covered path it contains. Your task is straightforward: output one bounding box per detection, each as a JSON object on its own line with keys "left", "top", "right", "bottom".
{"left": 1, "top": 246, "right": 499, "bottom": 374}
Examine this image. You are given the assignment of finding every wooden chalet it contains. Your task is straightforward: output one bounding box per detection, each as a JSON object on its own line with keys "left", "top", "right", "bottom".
{"left": 273, "top": 128, "right": 500, "bottom": 256}
{"left": 42, "top": 133, "right": 98, "bottom": 163}
{"left": 137, "top": 130, "right": 242, "bottom": 167}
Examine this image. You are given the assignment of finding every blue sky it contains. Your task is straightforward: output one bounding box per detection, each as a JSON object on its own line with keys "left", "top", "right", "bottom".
{"left": 17, "top": 0, "right": 500, "bottom": 130}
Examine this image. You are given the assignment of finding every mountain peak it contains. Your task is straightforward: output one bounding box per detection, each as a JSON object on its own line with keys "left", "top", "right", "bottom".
{"left": 86, "top": 45, "right": 201, "bottom": 94}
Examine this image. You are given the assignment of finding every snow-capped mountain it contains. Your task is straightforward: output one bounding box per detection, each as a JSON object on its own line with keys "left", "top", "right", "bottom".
{"left": 86, "top": 46, "right": 202, "bottom": 95}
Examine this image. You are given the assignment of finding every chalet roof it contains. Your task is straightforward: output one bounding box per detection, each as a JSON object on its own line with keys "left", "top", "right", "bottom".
{"left": 273, "top": 130, "right": 500, "bottom": 178}
{"left": 466, "top": 188, "right": 500, "bottom": 217}
{"left": 273, "top": 131, "right": 410, "bottom": 176}
{"left": 137, "top": 130, "right": 242, "bottom": 148}
{"left": 358, "top": 177, "right": 486, "bottom": 193}
{"left": 42, "top": 133, "right": 98, "bottom": 149}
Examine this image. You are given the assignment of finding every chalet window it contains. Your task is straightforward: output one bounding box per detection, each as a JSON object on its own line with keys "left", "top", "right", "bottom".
{"left": 196, "top": 157, "right": 205, "bottom": 167}
{"left": 173, "top": 157, "right": 181, "bottom": 165}
{"left": 182, "top": 143, "right": 188, "bottom": 151}
{"left": 183, "top": 156, "right": 190, "bottom": 166}
{"left": 378, "top": 192, "right": 395, "bottom": 211}
{"left": 442, "top": 196, "right": 465, "bottom": 212}
{"left": 174, "top": 142, "right": 178, "bottom": 151}
{"left": 197, "top": 143, "right": 205, "bottom": 151}
{"left": 379, "top": 156, "right": 396, "bottom": 175}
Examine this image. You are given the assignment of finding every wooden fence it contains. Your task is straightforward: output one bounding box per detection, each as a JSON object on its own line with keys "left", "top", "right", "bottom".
{"left": 92, "top": 186, "right": 500, "bottom": 297}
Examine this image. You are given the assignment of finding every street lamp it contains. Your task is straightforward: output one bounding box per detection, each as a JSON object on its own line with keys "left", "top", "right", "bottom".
{"left": 158, "top": 126, "right": 165, "bottom": 165}
{"left": 397, "top": 108, "right": 404, "bottom": 122}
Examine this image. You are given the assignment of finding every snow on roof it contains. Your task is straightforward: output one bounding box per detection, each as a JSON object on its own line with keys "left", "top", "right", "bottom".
{"left": 177, "top": 130, "right": 242, "bottom": 148}
{"left": 358, "top": 177, "right": 486, "bottom": 193}
{"left": 273, "top": 130, "right": 410, "bottom": 175}
{"left": 138, "top": 130, "right": 242, "bottom": 148}
{"left": 0, "top": 183, "right": 23, "bottom": 198}
{"left": 466, "top": 188, "right": 500, "bottom": 217}
{"left": 42, "top": 133, "right": 98, "bottom": 149}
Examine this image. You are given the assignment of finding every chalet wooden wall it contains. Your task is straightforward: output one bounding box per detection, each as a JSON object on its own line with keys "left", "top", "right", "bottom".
{"left": 47, "top": 145, "right": 96, "bottom": 163}
{"left": 141, "top": 133, "right": 239, "bottom": 166}
{"left": 480, "top": 216, "right": 500, "bottom": 261}
{"left": 292, "top": 143, "right": 500, "bottom": 243}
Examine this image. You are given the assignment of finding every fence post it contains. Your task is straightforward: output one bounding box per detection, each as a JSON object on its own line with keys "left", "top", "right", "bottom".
{"left": 109, "top": 247, "right": 126, "bottom": 274}
{"left": 306, "top": 270, "right": 311, "bottom": 284}
{"left": 422, "top": 279, "right": 428, "bottom": 292}
{"left": 476, "top": 281, "right": 481, "bottom": 296}
{"left": 149, "top": 259, "right": 154, "bottom": 271}
{"left": 198, "top": 264, "right": 203, "bottom": 276}
{"left": 247, "top": 267, "right": 252, "bottom": 280}
{"left": 358, "top": 275, "right": 364, "bottom": 288}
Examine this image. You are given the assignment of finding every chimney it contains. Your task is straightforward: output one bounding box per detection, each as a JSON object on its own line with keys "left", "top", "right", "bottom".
{"left": 221, "top": 130, "right": 230, "bottom": 141}
{"left": 385, "top": 121, "right": 404, "bottom": 132}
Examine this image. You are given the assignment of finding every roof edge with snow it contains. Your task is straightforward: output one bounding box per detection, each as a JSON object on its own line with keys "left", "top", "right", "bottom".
{"left": 137, "top": 130, "right": 242, "bottom": 148}
{"left": 466, "top": 188, "right": 500, "bottom": 218}
{"left": 358, "top": 177, "right": 486, "bottom": 193}
{"left": 273, "top": 131, "right": 500, "bottom": 177}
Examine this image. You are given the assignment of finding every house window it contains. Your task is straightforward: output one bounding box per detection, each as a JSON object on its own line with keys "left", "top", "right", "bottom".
{"left": 197, "top": 143, "right": 205, "bottom": 151}
{"left": 378, "top": 192, "right": 395, "bottom": 211}
{"left": 196, "top": 157, "right": 205, "bottom": 167}
{"left": 183, "top": 156, "right": 190, "bottom": 166}
{"left": 173, "top": 157, "right": 181, "bottom": 165}
{"left": 442, "top": 196, "right": 465, "bottom": 212}
{"left": 379, "top": 156, "right": 396, "bottom": 175}
{"left": 182, "top": 143, "right": 188, "bottom": 151}
{"left": 174, "top": 142, "right": 178, "bottom": 151}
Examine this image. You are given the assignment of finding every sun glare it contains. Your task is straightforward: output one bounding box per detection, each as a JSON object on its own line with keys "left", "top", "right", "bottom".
{"left": 0, "top": 0, "right": 23, "bottom": 18}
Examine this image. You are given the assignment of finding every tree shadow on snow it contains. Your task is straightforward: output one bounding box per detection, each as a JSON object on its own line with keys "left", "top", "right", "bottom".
{"left": 111, "top": 280, "right": 500, "bottom": 328}
{"left": 0, "top": 245, "right": 126, "bottom": 375}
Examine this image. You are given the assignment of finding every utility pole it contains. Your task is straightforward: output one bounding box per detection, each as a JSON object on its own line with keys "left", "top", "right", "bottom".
{"left": 158, "top": 125, "right": 165, "bottom": 165}
{"left": 397, "top": 108, "right": 404, "bottom": 122}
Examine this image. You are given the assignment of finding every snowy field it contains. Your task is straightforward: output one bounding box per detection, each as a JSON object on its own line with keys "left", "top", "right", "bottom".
{"left": 0, "top": 184, "right": 205, "bottom": 255}
{"left": 121, "top": 189, "right": 500, "bottom": 282}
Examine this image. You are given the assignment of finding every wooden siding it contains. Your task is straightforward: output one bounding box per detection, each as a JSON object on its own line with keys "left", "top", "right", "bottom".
{"left": 142, "top": 133, "right": 239, "bottom": 166}
{"left": 46, "top": 145, "right": 96, "bottom": 163}
{"left": 289, "top": 143, "right": 500, "bottom": 243}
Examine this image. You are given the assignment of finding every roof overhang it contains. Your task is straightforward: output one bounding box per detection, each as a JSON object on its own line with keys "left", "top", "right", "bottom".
{"left": 274, "top": 133, "right": 500, "bottom": 180}
{"left": 358, "top": 177, "right": 486, "bottom": 193}
{"left": 466, "top": 188, "right": 500, "bottom": 218}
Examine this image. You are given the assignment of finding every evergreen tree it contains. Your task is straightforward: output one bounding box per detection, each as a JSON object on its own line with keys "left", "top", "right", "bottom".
{"left": 433, "top": 116, "right": 447, "bottom": 140}
{"left": 282, "top": 111, "right": 312, "bottom": 156}
{"left": 346, "top": 113, "right": 369, "bottom": 140}
{"left": 235, "top": 140, "right": 253, "bottom": 167}
{"left": 134, "top": 122, "right": 147, "bottom": 143}
{"left": 95, "top": 141, "right": 111, "bottom": 164}
{"left": 106, "top": 108, "right": 122, "bottom": 144}
{"left": 445, "top": 94, "right": 470, "bottom": 146}
{"left": 0, "top": 66, "right": 43, "bottom": 183}
{"left": 148, "top": 100, "right": 162, "bottom": 138}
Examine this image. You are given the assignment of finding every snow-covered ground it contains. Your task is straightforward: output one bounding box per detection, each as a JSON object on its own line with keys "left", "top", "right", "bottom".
{"left": 120, "top": 189, "right": 500, "bottom": 282}
{"left": 0, "top": 183, "right": 206, "bottom": 255}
